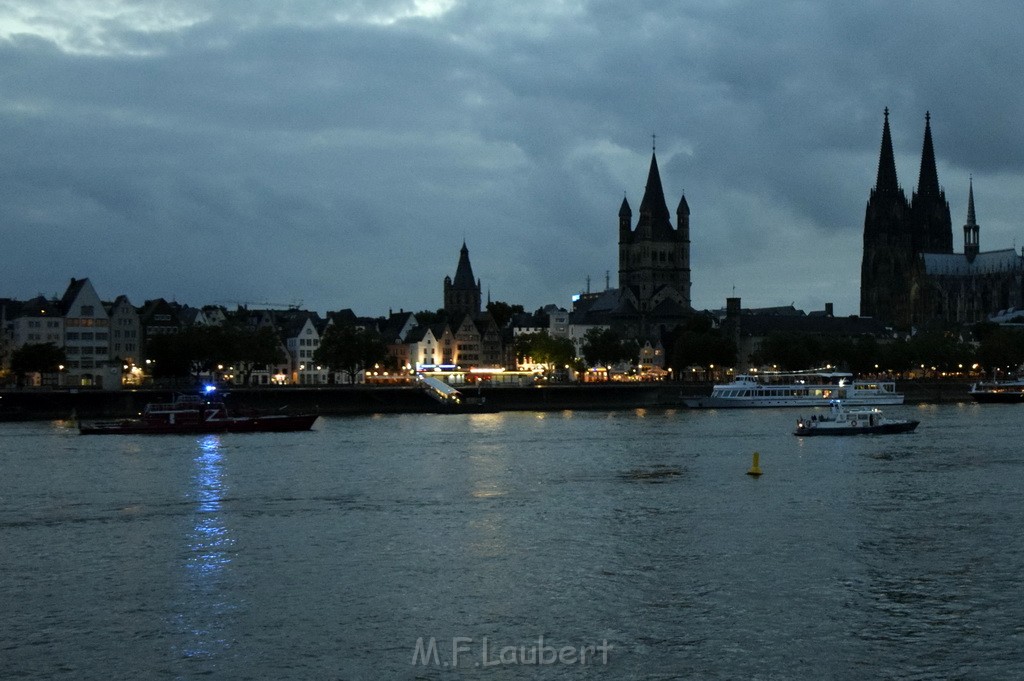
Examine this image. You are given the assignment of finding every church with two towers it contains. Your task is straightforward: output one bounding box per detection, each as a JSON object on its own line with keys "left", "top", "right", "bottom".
{"left": 861, "top": 109, "right": 1024, "bottom": 329}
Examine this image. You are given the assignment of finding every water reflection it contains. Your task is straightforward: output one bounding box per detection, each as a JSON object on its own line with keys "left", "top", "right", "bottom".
{"left": 188, "top": 436, "right": 233, "bottom": 576}
{"left": 178, "top": 435, "right": 236, "bottom": 660}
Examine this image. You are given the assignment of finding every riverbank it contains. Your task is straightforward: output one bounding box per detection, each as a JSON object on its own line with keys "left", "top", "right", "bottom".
{"left": 0, "top": 380, "right": 977, "bottom": 421}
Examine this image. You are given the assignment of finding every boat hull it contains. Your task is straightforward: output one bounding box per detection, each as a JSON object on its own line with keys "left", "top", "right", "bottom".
{"left": 685, "top": 395, "right": 905, "bottom": 409}
{"left": 794, "top": 420, "right": 919, "bottom": 436}
{"left": 79, "top": 414, "right": 319, "bottom": 435}
{"left": 969, "top": 392, "right": 1024, "bottom": 404}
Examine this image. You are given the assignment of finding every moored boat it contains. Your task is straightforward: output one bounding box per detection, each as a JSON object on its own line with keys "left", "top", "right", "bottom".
{"left": 793, "top": 400, "right": 918, "bottom": 436}
{"left": 968, "top": 379, "right": 1024, "bottom": 403}
{"left": 684, "top": 370, "right": 904, "bottom": 408}
{"left": 78, "top": 391, "right": 318, "bottom": 435}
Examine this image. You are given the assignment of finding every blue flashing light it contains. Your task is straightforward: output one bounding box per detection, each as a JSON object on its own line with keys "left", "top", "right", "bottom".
{"left": 203, "top": 384, "right": 217, "bottom": 395}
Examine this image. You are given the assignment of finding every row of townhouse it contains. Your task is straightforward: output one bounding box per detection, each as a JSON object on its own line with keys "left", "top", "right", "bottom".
{"left": 399, "top": 312, "right": 506, "bottom": 370}
{"left": 1, "top": 277, "right": 531, "bottom": 388}
{"left": 2, "top": 275, "right": 659, "bottom": 389}
{"left": 0, "top": 278, "right": 363, "bottom": 387}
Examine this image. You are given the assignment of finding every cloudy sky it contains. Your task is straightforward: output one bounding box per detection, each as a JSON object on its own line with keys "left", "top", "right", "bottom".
{"left": 3, "top": 1, "right": 1023, "bottom": 318}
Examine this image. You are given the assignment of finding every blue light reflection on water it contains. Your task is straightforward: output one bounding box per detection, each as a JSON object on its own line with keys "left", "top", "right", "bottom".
{"left": 175, "top": 434, "right": 237, "bottom": 661}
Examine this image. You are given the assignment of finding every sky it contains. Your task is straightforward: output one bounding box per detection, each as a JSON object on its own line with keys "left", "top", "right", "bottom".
{"left": 3, "top": 1, "right": 1024, "bottom": 319}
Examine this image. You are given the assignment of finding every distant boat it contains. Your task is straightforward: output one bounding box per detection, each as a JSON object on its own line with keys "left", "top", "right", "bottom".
{"left": 78, "top": 391, "right": 318, "bottom": 435}
{"left": 793, "top": 401, "right": 918, "bottom": 436}
{"left": 684, "top": 370, "right": 904, "bottom": 408}
{"left": 968, "top": 379, "right": 1024, "bottom": 403}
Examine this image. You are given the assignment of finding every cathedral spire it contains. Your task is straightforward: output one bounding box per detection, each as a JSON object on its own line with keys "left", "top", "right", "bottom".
{"left": 916, "top": 111, "right": 941, "bottom": 196}
{"left": 966, "top": 175, "right": 977, "bottom": 227}
{"left": 964, "top": 176, "right": 980, "bottom": 260}
{"left": 874, "top": 107, "right": 900, "bottom": 194}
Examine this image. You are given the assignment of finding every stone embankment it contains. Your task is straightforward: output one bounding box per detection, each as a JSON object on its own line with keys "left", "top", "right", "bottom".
{"left": 0, "top": 381, "right": 974, "bottom": 421}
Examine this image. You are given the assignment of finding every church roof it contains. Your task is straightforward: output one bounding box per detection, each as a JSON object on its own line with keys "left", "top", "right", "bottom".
{"left": 738, "top": 314, "right": 889, "bottom": 338}
{"left": 922, "top": 248, "right": 1023, "bottom": 276}
{"left": 451, "top": 242, "right": 477, "bottom": 290}
{"left": 676, "top": 193, "right": 689, "bottom": 216}
{"left": 635, "top": 152, "right": 675, "bottom": 240}
{"left": 59, "top": 277, "right": 90, "bottom": 314}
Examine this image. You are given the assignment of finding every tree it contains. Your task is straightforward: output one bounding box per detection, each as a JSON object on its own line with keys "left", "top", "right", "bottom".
{"left": 515, "top": 332, "right": 575, "bottom": 371}
{"left": 581, "top": 328, "right": 638, "bottom": 367}
{"left": 314, "top": 325, "right": 387, "bottom": 383}
{"left": 749, "top": 332, "right": 824, "bottom": 370}
{"left": 974, "top": 324, "right": 1024, "bottom": 375}
{"left": 232, "top": 326, "right": 286, "bottom": 384}
{"left": 670, "top": 330, "right": 737, "bottom": 370}
{"left": 143, "top": 334, "right": 193, "bottom": 380}
{"left": 906, "top": 330, "right": 974, "bottom": 373}
{"left": 10, "top": 342, "right": 67, "bottom": 386}
{"left": 413, "top": 309, "right": 446, "bottom": 326}
{"left": 486, "top": 300, "right": 525, "bottom": 329}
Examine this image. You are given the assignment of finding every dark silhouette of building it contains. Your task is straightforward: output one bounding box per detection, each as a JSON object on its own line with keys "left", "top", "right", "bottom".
{"left": 916, "top": 179, "right": 1024, "bottom": 324}
{"left": 861, "top": 109, "right": 1024, "bottom": 327}
{"left": 443, "top": 242, "right": 481, "bottom": 317}
{"left": 617, "top": 150, "right": 691, "bottom": 320}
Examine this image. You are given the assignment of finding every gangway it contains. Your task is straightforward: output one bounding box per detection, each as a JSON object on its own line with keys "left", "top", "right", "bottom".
{"left": 420, "top": 375, "right": 463, "bottom": 405}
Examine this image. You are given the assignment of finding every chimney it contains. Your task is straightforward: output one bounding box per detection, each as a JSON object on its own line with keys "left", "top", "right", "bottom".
{"left": 825, "top": 302, "right": 834, "bottom": 317}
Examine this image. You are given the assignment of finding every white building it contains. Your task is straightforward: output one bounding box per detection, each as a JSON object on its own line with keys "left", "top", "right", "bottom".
{"left": 60, "top": 278, "right": 120, "bottom": 388}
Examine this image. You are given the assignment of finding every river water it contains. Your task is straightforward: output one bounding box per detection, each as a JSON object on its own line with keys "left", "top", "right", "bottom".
{"left": 1, "top": 403, "right": 1022, "bottom": 680}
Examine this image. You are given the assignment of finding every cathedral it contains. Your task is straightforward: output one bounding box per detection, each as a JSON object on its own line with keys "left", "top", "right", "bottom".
{"left": 617, "top": 150, "right": 692, "bottom": 324}
{"left": 860, "top": 109, "right": 1024, "bottom": 328}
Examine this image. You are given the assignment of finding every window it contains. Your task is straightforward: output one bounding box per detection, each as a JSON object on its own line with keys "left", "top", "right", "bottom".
{"left": 81, "top": 305, "right": 94, "bottom": 316}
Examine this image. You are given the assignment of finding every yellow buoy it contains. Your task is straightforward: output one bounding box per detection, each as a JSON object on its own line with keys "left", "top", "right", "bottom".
{"left": 747, "top": 451, "right": 762, "bottom": 476}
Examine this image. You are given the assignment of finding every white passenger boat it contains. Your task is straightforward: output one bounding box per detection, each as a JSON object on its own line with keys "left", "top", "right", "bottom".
{"left": 683, "top": 370, "right": 904, "bottom": 408}
{"left": 793, "top": 401, "right": 919, "bottom": 436}
{"left": 968, "top": 379, "right": 1024, "bottom": 403}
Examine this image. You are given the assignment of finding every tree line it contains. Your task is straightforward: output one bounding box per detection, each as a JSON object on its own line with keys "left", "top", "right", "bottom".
{"left": 6, "top": 318, "right": 1024, "bottom": 386}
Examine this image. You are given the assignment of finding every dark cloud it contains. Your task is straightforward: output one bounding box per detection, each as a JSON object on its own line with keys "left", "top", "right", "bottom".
{"left": 2, "top": 1, "right": 1023, "bottom": 317}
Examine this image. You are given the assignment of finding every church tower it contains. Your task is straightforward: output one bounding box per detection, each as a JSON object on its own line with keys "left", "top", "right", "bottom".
{"left": 443, "top": 242, "right": 482, "bottom": 317}
{"left": 617, "top": 150, "right": 691, "bottom": 313}
{"left": 963, "top": 178, "right": 980, "bottom": 261}
{"left": 860, "top": 108, "right": 913, "bottom": 326}
{"left": 909, "top": 112, "right": 953, "bottom": 254}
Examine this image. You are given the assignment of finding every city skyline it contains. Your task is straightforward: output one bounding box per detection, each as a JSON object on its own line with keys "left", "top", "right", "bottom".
{"left": 3, "top": 2, "right": 1024, "bottom": 317}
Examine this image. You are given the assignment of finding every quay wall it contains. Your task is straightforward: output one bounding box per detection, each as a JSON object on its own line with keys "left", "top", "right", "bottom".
{"left": 0, "top": 381, "right": 976, "bottom": 422}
